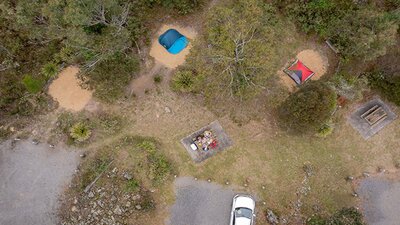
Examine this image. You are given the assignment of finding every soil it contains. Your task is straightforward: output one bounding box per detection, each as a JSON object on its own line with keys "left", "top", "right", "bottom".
{"left": 278, "top": 49, "right": 329, "bottom": 91}
{"left": 48, "top": 66, "right": 92, "bottom": 111}
{"left": 149, "top": 24, "right": 197, "bottom": 69}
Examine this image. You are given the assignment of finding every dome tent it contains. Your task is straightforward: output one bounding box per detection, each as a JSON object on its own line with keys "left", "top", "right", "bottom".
{"left": 158, "top": 29, "right": 189, "bottom": 54}
{"left": 284, "top": 59, "right": 315, "bottom": 85}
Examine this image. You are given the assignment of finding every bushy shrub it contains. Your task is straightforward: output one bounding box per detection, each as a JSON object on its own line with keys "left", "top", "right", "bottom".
{"left": 316, "top": 123, "right": 334, "bottom": 138}
{"left": 368, "top": 71, "right": 400, "bottom": 106}
{"left": 145, "top": 0, "right": 204, "bottom": 14}
{"left": 307, "top": 207, "right": 365, "bottom": 225}
{"left": 278, "top": 81, "right": 337, "bottom": 134}
{"left": 69, "top": 122, "right": 92, "bottom": 142}
{"left": 84, "top": 52, "right": 139, "bottom": 103}
{"left": 153, "top": 74, "right": 162, "bottom": 83}
{"left": 171, "top": 70, "right": 198, "bottom": 93}
{"left": 22, "top": 74, "right": 44, "bottom": 94}
{"left": 41, "top": 62, "right": 58, "bottom": 79}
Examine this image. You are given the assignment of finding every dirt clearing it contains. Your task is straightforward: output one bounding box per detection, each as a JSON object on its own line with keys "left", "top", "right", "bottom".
{"left": 48, "top": 66, "right": 92, "bottom": 111}
{"left": 279, "top": 49, "right": 329, "bottom": 91}
{"left": 149, "top": 24, "right": 197, "bottom": 69}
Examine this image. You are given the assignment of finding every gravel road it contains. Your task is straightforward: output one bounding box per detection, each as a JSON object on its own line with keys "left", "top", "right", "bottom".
{"left": 0, "top": 139, "right": 80, "bottom": 225}
{"left": 358, "top": 176, "right": 400, "bottom": 225}
{"left": 166, "top": 177, "right": 236, "bottom": 225}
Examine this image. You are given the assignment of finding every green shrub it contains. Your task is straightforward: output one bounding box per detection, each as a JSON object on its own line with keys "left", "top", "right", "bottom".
{"left": 307, "top": 207, "right": 365, "bottom": 225}
{"left": 316, "top": 123, "right": 334, "bottom": 138}
{"left": 368, "top": 71, "right": 400, "bottom": 106}
{"left": 41, "top": 62, "right": 58, "bottom": 79}
{"left": 22, "top": 74, "right": 44, "bottom": 94}
{"left": 153, "top": 74, "right": 162, "bottom": 83}
{"left": 145, "top": 0, "right": 204, "bottom": 14}
{"left": 278, "top": 81, "right": 337, "bottom": 134}
{"left": 69, "top": 122, "right": 92, "bottom": 142}
{"left": 171, "top": 70, "right": 197, "bottom": 93}
{"left": 125, "top": 179, "right": 140, "bottom": 193}
{"left": 85, "top": 52, "right": 139, "bottom": 103}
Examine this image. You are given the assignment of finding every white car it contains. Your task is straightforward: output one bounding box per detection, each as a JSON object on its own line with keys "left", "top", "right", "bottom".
{"left": 229, "top": 194, "right": 256, "bottom": 225}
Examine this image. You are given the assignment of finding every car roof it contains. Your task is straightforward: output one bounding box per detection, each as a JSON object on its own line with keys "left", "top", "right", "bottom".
{"left": 233, "top": 195, "right": 255, "bottom": 210}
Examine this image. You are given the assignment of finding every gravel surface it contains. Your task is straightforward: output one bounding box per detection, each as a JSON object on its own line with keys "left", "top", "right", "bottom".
{"left": 166, "top": 177, "right": 236, "bottom": 225}
{"left": 0, "top": 139, "right": 80, "bottom": 225}
{"left": 358, "top": 176, "right": 400, "bottom": 225}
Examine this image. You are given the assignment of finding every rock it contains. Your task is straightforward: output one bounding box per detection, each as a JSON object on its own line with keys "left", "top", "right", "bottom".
{"left": 125, "top": 201, "right": 131, "bottom": 208}
{"left": 111, "top": 195, "right": 117, "bottom": 202}
{"left": 9, "top": 127, "right": 15, "bottom": 132}
{"left": 73, "top": 198, "right": 78, "bottom": 205}
{"left": 346, "top": 176, "right": 354, "bottom": 181}
{"left": 266, "top": 209, "right": 279, "bottom": 225}
{"left": 71, "top": 206, "right": 78, "bottom": 212}
{"left": 262, "top": 185, "right": 266, "bottom": 190}
{"left": 207, "top": 178, "right": 211, "bottom": 183}
{"left": 132, "top": 194, "right": 141, "bottom": 201}
{"left": 164, "top": 106, "right": 171, "bottom": 113}
{"left": 88, "top": 191, "right": 95, "bottom": 198}
{"left": 80, "top": 153, "right": 86, "bottom": 158}
{"left": 123, "top": 172, "right": 133, "bottom": 180}
{"left": 135, "top": 205, "right": 142, "bottom": 210}
{"left": 112, "top": 167, "right": 118, "bottom": 173}
{"left": 363, "top": 172, "right": 370, "bottom": 177}
{"left": 49, "top": 144, "right": 55, "bottom": 148}
{"left": 303, "top": 164, "right": 314, "bottom": 177}
{"left": 32, "top": 140, "right": 39, "bottom": 145}
{"left": 113, "top": 206, "right": 123, "bottom": 215}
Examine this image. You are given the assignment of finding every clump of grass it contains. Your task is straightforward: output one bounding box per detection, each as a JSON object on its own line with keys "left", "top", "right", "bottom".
{"left": 79, "top": 155, "right": 112, "bottom": 190}
{"left": 41, "top": 62, "right": 58, "bottom": 79}
{"left": 153, "top": 74, "right": 163, "bottom": 83}
{"left": 137, "top": 140, "right": 173, "bottom": 184}
{"left": 70, "top": 122, "right": 92, "bottom": 142}
{"left": 125, "top": 179, "right": 140, "bottom": 193}
{"left": 316, "top": 123, "right": 334, "bottom": 138}
{"left": 22, "top": 74, "right": 44, "bottom": 94}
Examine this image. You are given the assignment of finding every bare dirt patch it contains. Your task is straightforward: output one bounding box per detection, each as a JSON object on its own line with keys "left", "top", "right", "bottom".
{"left": 48, "top": 66, "right": 92, "bottom": 111}
{"left": 149, "top": 24, "right": 197, "bottom": 69}
{"left": 278, "top": 49, "right": 329, "bottom": 91}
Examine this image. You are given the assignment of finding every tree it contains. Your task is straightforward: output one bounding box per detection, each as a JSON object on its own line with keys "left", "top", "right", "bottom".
{"left": 278, "top": 81, "right": 337, "bottom": 134}
{"left": 177, "top": 0, "right": 282, "bottom": 100}
{"left": 329, "top": 8, "right": 398, "bottom": 61}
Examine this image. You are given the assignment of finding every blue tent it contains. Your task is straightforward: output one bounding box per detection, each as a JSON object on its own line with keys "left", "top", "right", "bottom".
{"left": 158, "top": 29, "right": 189, "bottom": 54}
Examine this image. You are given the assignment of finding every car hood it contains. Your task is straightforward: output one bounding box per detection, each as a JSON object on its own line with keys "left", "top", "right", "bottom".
{"left": 234, "top": 196, "right": 255, "bottom": 210}
{"left": 235, "top": 217, "right": 252, "bottom": 225}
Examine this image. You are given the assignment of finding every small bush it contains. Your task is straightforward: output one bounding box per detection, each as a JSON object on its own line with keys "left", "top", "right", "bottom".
{"left": 171, "top": 70, "right": 197, "bottom": 93}
{"left": 316, "top": 123, "right": 334, "bottom": 138}
{"left": 368, "top": 71, "right": 400, "bottom": 106}
{"left": 41, "top": 62, "right": 58, "bottom": 79}
{"left": 22, "top": 75, "right": 44, "bottom": 94}
{"left": 307, "top": 207, "right": 365, "bottom": 225}
{"left": 125, "top": 179, "right": 140, "bottom": 193}
{"left": 69, "top": 122, "right": 92, "bottom": 142}
{"left": 153, "top": 75, "right": 162, "bottom": 83}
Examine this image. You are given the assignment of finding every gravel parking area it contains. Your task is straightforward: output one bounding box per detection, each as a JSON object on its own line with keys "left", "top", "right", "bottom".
{"left": 166, "top": 177, "right": 236, "bottom": 225}
{"left": 0, "top": 139, "right": 80, "bottom": 225}
{"left": 358, "top": 175, "right": 400, "bottom": 225}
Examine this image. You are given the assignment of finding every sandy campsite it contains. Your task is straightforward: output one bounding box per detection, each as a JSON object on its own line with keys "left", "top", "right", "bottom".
{"left": 149, "top": 24, "right": 197, "bottom": 69}
{"left": 279, "top": 49, "right": 328, "bottom": 91}
{"left": 48, "top": 66, "right": 92, "bottom": 111}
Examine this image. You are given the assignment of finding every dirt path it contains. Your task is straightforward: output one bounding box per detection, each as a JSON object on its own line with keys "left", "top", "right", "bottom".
{"left": 0, "top": 139, "right": 80, "bottom": 225}
{"left": 48, "top": 66, "right": 92, "bottom": 111}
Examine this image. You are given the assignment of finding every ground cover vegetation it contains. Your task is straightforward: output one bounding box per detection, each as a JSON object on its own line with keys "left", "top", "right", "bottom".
{"left": 0, "top": 0, "right": 204, "bottom": 137}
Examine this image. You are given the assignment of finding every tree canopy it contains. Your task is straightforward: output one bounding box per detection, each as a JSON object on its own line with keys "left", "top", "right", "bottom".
{"left": 278, "top": 81, "right": 337, "bottom": 134}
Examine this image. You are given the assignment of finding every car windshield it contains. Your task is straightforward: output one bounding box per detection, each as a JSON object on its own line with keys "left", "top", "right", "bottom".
{"left": 234, "top": 207, "right": 252, "bottom": 219}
